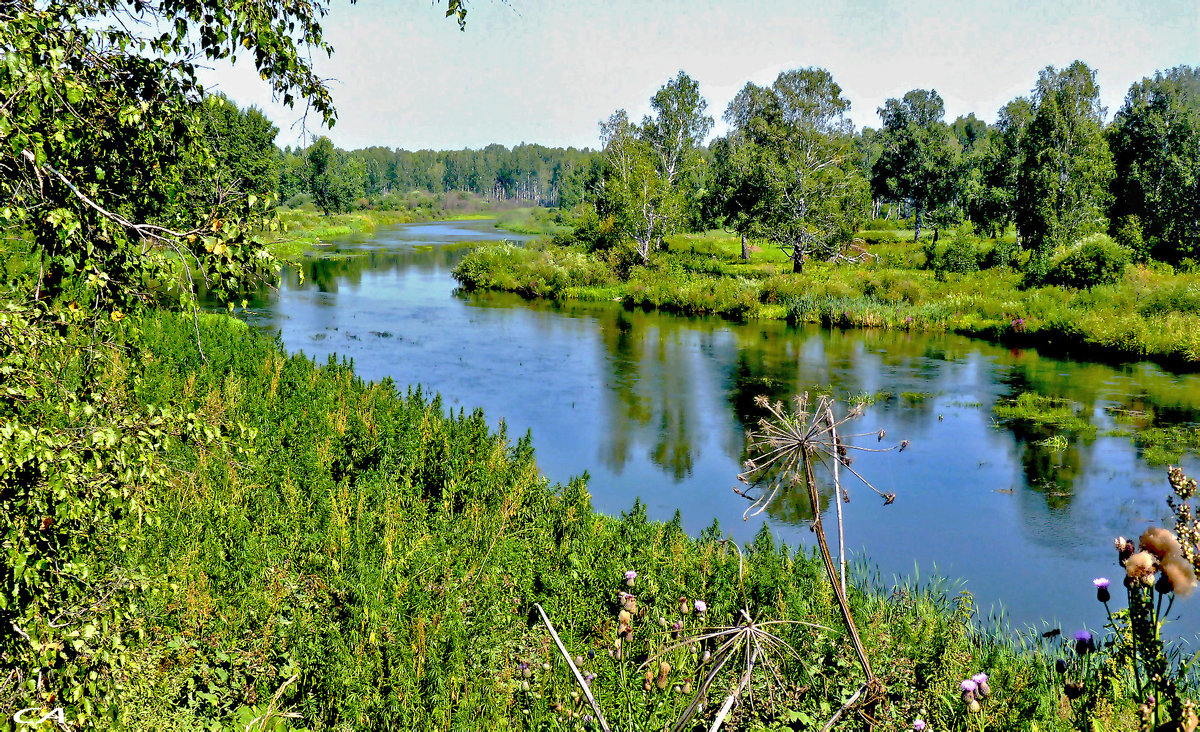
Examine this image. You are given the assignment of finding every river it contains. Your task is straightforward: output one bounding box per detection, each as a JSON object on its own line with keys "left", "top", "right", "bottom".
{"left": 225, "top": 218, "right": 1200, "bottom": 640}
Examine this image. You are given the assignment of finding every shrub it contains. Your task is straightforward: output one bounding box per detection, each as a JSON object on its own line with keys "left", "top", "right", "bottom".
{"left": 925, "top": 235, "right": 984, "bottom": 278}
{"left": 1042, "top": 234, "right": 1131, "bottom": 289}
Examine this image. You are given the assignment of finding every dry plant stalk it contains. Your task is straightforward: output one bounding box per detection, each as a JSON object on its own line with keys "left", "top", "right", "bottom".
{"left": 736, "top": 393, "right": 904, "bottom": 719}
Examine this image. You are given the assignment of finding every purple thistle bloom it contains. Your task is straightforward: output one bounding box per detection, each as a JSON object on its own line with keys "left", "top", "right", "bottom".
{"left": 1093, "top": 578, "right": 1109, "bottom": 589}
{"left": 913, "top": 721, "right": 926, "bottom": 731}
{"left": 1094, "top": 577, "right": 1111, "bottom": 603}
{"left": 625, "top": 570, "right": 637, "bottom": 580}
{"left": 960, "top": 679, "right": 977, "bottom": 692}
{"left": 1073, "top": 630, "right": 1096, "bottom": 655}
{"left": 693, "top": 600, "right": 707, "bottom": 614}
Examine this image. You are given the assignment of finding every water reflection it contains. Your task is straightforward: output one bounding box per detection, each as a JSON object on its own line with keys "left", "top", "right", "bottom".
{"left": 215, "top": 219, "right": 1200, "bottom": 636}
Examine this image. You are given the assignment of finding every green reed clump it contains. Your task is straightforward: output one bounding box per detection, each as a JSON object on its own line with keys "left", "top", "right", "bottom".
{"left": 992, "top": 392, "right": 1098, "bottom": 439}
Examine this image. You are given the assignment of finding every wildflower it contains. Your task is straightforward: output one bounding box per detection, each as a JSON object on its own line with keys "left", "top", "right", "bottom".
{"left": 1055, "top": 659, "right": 1067, "bottom": 675}
{"left": 1093, "top": 577, "right": 1110, "bottom": 603}
{"left": 656, "top": 661, "right": 671, "bottom": 690}
{"left": 521, "top": 679, "right": 530, "bottom": 691}
{"left": 701, "top": 650, "right": 711, "bottom": 664}
{"left": 519, "top": 662, "right": 531, "bottom": 678}
{"left": 960, "top": 678, "right": 977, "bottom": 704}
{"left": 693, "top": 599, "right": 707, "bottom": 614}
{"left": 1126, "top": 551, "right": 1157, "bottom": 585}
{"left": 679, "top": 596, "right": 691, "bottom": 614}
{"left": 1115, "top": 536, "right": 1135, "bottom": 564}
{"left": 1141, "top": 527, "right": 1182, "bottom": 559}
{"left": 1163, "top": 554, "right": 1198, "bottom": 596}
{"left": 624, "top": 569, "right": 637, "bottom": 587}
{"left": 542, "top": 662, "right": 551, "bottom": 672}
{"left": 913, "top": 720, "right": 926, "bottom": 730}
{"left": 1072, "top": 630, "right": 1095, "bottom": 655}
{"left": 621, "top": 593, "right": 637, "bottom": 614}
{"left": 972, "top": 672, "right": 990, "bottom": 698}
{"left": 584, "top": 672, "right": 596, "bottom": 684}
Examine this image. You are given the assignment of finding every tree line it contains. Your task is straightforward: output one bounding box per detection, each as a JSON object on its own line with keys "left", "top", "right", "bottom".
{"left": 198, "top": 105, "right": 598, "bottom": 216}
{"left": 571, "top": 63, "right": 1199, "bottom": 276}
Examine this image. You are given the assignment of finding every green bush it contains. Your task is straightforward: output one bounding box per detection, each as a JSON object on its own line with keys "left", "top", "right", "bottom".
{"left": 925, "top": 235, "right": 984, "bottom": 277}
{"left": 1042, "top": 234, "right": 1131, "bottom": 289}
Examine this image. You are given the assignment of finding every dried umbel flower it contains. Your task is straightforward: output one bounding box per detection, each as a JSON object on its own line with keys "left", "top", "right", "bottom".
{"left": 1126, "top": 551, "right": 1158, "bottom": 585}
{"left": 1142, "top": 527, "right": 1182, "bottom": 559}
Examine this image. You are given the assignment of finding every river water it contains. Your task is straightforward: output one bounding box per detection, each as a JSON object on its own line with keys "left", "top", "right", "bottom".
{"left": 227, "top": 219, "right": 1200, "bottom": 639}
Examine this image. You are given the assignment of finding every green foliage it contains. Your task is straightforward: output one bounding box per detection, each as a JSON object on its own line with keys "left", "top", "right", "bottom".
{"left": 714, "top": 68, "right": 870, "bottom": 272}
{"left": 1107, "top": 66, "right": 1200, "bottom": 266}
{"left": 1041, "top": 234, "right": 1131, "bottom": 289}
{"left": 1, "top": 308, "right": 1147, "bottom": 729}
{"left": 871, "top": 89, "right": 962, "bottom": 240}
{"left": 1015, "top": 61, "right": 1114, "bottom": 257}
{"left": 925, "top": 234, "right": 985, "bottom": 277}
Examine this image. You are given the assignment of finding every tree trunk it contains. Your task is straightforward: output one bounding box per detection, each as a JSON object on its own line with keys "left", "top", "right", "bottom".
{"left": 792, "top": 248, "right": 805, "bottom": 274}
{"left": 741, "top": 234, "right": 750, "bottom": 262}
{"left": 932, "top": 227, "right": 939, "bottom": 244}
{"left": 913, "top": 206, "right": 923, "bottom": 242}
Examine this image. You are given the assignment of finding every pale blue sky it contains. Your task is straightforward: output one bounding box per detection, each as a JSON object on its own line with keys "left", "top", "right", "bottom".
{"left": 200, "top": 0, "right": 1199, "bottom": 150}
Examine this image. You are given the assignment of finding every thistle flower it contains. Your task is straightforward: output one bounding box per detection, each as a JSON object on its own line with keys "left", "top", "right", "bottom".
{"left": 624, "top": 569, "right": 637, "bottom": 587}
{"left": 621, "top": 593, "right": 637, "bottom": 614}
{"left": 1072, "top": 630, "right": 1095, "bottom": 655}
{"left": 1115, "top": 536, "right": 1135, "bottom": 564}
{"left": 913, "top": 720, "right": 926, "bottom": 731}
{"left": 1142, "top": 527, "right": 1183, "bottom": 559}
{"left": 656, "top": 661, "right": 671, "bottom": 690}
{"left": 1126, "top": 551, "right": 1157, "bottom": 585}
{"left": 679, "top": 596, "right": 691, "bottom": 615}
{"left": 972, "top": 672, "right": 990, "bottom": 698}
{"left": 1163, "top": 554, "right": 1198, "bottom": 596}
{"left": 693, "top": 599, "right": 707, "bottom": 614}
{"left": 1093, "top": 577, "right": 1110, "bottom": 603}
{"left": 960, "top": 678, "right": 977, "bottom": 704}
{"left": 583, "top": 672, "right": 596, "bottom": 684}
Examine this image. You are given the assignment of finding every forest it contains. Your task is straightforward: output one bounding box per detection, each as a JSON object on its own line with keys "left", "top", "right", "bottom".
{"left": 2, "top": 1, "right": 1200, "bottom": 730}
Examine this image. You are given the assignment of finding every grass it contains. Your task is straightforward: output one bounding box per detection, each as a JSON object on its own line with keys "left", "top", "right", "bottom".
{"left": 992, "top": 392, "right": 1098, "bottom": 439}
{"left": 452, "top": 227, "right": 1200, "bottom": 368}
{"left": 22, "top": 308, "right": 1149, "bottom": 730}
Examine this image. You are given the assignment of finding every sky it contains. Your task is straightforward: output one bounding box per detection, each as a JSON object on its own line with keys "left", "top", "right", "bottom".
{"left": 199, "top": 0, "right": 1200, "bottom": 151}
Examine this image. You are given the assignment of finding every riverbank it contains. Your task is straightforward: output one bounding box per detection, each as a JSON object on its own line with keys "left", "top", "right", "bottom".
{"left": 37, "top": 309, "right": 1146, "bottom": 729}
{"left": 452, "top": 231, "right": 1200, "bottom": 369}
{"left": 262, "top": 205, "right": 560, "bottom": 260}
